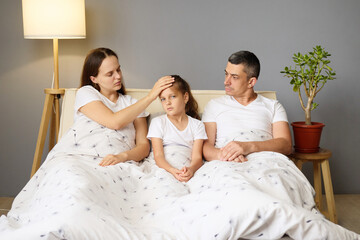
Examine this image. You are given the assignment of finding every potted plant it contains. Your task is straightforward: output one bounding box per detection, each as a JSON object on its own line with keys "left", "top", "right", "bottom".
{"left": 281, "top": 45, "right": 336, "bottom": 153}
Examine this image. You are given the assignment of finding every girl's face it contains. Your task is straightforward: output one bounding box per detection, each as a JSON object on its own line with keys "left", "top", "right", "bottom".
{"left": 159, "top": 86, "right": 189, "bottom": 117}
{"left": 90, "top": 55, "right": 122, "bottom": 95}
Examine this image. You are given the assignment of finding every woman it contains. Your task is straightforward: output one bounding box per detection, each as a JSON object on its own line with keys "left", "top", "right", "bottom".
{"left": 77, "top": 47, "right": 174, "bottom": 166}
{"left": 0, "top": 48, "right": 174, "bottom": 239}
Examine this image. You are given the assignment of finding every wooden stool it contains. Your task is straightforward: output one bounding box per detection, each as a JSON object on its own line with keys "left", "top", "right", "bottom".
{"left": 289, "top": 148, "right": 337, "bottom": 223}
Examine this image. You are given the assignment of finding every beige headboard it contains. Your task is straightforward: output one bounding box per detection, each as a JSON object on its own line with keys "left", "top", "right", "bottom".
{"left": 58, "top": 88, "right": 276, "bottom": 140}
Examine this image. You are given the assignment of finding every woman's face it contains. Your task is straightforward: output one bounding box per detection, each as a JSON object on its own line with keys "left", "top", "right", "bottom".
{"left": 90, "top": 56, "right": 122, "bottom": 95}
{"left": 159, "top": 86, "right": 189, "bottom": 117}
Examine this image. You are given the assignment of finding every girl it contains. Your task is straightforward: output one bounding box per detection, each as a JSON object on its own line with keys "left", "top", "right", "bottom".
{"left": 147, "top": 75, "right": 207, "bottom": 182}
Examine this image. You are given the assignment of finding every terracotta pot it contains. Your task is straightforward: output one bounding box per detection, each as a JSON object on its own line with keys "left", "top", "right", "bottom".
{"left": 291, "top": 121, "right": 325, "bottom": 153}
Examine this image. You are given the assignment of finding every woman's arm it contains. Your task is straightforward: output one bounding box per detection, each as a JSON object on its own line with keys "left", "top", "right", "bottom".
{"left": 99, "top": 117, "right": 150, "bottom": 166}
{"left": 80, "top": 76, "right": 174, "bottom": 130}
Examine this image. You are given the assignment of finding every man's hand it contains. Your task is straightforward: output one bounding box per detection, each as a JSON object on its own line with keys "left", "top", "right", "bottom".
{"left": 220, "top": 141, "right": 250, "bottom": 162}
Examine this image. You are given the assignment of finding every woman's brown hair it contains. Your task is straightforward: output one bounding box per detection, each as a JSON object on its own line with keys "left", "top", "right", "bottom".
{"left": 80, "top": 47, "right": 126, "bottom": 95}
{"left": 171, "top": 75, "right": 200, "bottom": 120}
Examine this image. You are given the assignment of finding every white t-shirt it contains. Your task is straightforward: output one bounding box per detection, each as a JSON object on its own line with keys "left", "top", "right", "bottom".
{"left": 74, "top": 86, "right": 149, "bottom": 122}
{"left": 202, "top": 94, "right": 288, "bottom": 144}
{"left": 147, "top": 114, "right": 208, "bottom": 149}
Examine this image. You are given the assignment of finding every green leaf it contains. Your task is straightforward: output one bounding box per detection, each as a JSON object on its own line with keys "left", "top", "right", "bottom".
{"left": 325, "top": 65, "right": 333, "bottom": 71}
{"left": 293, "top": 85, "right": 300, "bottom": 92}
{"left": 311, "top": 102, "right": 319, "bottom": 110}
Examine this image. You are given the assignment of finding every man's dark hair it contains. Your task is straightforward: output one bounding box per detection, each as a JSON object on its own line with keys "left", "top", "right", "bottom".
{"left": 228, "top": 51, "right": 260, "bottom": 79}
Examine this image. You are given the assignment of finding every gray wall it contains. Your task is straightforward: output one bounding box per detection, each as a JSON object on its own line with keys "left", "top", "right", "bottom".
{"left": 1, "top": 0, "right": 359, "bottom": 196}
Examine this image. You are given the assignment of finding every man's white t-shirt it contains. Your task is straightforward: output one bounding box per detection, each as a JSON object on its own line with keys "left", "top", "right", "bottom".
{"left": 147, "top": 114, "right": 208, "bottom": 149}
{"left": 202, "top": 94, "right": 288, "bottom": 145}
{"left": 74, "top": 86, "right": 149, "bottom": 122}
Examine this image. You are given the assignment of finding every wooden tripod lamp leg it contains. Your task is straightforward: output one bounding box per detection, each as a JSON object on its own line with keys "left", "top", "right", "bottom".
{"left": 31, "top": 89, "right": 65, "bottom": 178}
{"left": 48, "top": 95, "right": 61, "bottom": 151}
{"left": 49, "top": 101, "right": 56, "bottom": 151}
{"left": 54, "top": 95, "right": 61, "bottom": 144}
{"left": 31, "top": 93, "right": 54, "bottom": 178}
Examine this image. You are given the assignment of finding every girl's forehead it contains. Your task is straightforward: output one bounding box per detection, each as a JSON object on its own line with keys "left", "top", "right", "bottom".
{"left": 160, "top": 85, "right": 180, "bottom": 96}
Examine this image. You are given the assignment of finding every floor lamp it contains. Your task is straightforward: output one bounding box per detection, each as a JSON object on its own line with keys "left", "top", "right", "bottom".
{"left": 22, "top": 0, "right": 86, "bottom": 177}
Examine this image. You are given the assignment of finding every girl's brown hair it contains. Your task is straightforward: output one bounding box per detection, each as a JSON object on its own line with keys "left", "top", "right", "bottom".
{"left": 171, "top": 75, "right": 200, "bottom": 120}
{"left": 80, "top": 48, "right": 126, "bottom": 95}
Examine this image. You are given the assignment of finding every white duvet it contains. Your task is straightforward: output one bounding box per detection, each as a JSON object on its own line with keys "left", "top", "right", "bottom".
{"left": 0, "top": 117, "right": 359, "bottom": 240}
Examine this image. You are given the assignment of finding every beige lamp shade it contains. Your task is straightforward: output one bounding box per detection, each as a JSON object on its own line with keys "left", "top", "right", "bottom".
{"left": 22, "top": 0, "right": 86, "bottom": 39}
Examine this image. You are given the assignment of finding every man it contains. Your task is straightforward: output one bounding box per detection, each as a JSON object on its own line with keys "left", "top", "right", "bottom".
{"left": 202, "top": 51, "right": 292, "bottom": 162}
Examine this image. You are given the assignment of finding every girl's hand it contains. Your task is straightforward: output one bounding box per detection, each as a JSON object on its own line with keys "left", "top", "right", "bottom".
{"left": 99, "top": 153, "right": 127, "bottom": 166}
{"left": 148, "top": 76, "right": 174, "bottom": 101}
{"left": 168, "top": 167, "right": 185, "bottom": 182}
{"left": 178, "top": 166, "right": 195, "bottom": 182}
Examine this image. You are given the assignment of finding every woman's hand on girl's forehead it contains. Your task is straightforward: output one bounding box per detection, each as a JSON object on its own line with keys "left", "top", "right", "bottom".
{"left": 148, "top": 76, "right": 175, "bottom": 100}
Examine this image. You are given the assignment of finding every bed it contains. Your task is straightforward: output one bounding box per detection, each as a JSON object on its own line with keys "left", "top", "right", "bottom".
{"left": 0, "top": 88, "right": 358, "bottom": 240}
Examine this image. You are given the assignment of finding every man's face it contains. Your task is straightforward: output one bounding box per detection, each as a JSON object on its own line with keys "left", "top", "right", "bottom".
{"left": 224, "top": 62, "right": 251, "bottom": 97}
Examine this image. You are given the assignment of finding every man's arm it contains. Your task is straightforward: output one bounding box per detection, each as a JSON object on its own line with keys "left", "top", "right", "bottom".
{"left": 203, "top": 122, "right": 221, "bottom": 161}
{"left": 270, "top": 121, "right": 292, "bottom": 154}
{"left": 220, "top": 121, "right": 292, "bottom": 161}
